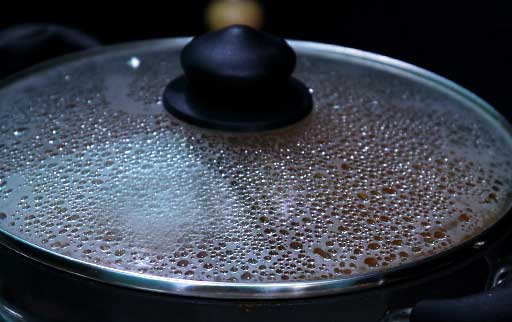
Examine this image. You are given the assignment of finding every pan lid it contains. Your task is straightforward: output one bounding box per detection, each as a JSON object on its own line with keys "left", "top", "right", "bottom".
{"left": 1, "top": 27, "right": 512, "bottom": 299}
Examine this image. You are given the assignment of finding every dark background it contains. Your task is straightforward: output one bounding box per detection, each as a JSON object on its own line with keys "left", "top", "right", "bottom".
{"left": 1, "top": 1, "right": 511, "bottom": 118}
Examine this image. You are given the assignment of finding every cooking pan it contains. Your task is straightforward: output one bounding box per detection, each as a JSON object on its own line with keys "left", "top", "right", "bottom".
{"left": 1, "top": 26, "right": 512, "bottom": 322}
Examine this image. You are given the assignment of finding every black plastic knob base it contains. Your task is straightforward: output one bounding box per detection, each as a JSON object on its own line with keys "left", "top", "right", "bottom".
{"left": 163, "top": 75, "right": 313, "bottom": 132}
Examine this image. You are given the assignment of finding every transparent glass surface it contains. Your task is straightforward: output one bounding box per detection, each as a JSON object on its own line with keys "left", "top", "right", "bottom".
{"left": 0, "top": 39, "right": 511, "bottom": 298}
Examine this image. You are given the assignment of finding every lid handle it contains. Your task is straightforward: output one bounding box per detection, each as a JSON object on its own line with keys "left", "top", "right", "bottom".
{"left": 162, "top": 25, "right": 313, "bottom": 132}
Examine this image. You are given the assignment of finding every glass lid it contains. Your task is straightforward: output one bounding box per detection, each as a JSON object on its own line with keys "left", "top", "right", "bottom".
{"left": 1, "top": 37, "right": 512, "bottom": 299}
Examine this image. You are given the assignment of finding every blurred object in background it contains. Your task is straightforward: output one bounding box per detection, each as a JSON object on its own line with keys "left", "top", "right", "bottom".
{"left": 0, "top": 24, "right": 99, "bottom": 79}
{"left": 206, "top": 0, "right": 264, "bottom": 30}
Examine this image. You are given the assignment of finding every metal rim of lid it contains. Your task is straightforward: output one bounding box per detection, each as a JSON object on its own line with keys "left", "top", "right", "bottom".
{"left": 0, "top": 38, "right": 512, "bottom": 299}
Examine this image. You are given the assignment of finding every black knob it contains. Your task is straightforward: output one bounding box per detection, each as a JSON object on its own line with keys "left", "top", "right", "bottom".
{"left": 181, "top": 25, "right": 295, "bottom": 99}
{"left": 162, "top": 25, "right": 313, "bottom": 132}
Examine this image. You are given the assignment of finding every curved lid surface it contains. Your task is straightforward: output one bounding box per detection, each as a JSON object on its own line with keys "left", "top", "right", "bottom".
{"left": 1, "top": 39, "right": 512, "bottom": 298}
